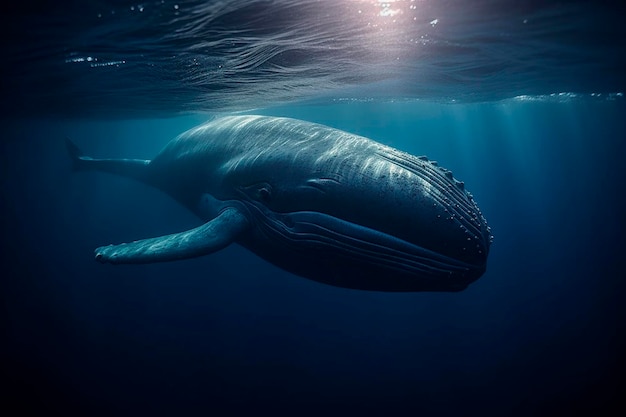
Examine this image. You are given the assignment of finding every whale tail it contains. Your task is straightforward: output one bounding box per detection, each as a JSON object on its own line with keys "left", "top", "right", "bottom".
{"left": 65, "top": 138, "right": 88, "bottom": 171}
{"left": 65, "top": 138, "right": 152, "bottom": 184}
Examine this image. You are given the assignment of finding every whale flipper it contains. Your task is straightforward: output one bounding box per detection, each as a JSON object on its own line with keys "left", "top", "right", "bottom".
{"left": 95, "top": 208, "right": 249, "bottom": 264}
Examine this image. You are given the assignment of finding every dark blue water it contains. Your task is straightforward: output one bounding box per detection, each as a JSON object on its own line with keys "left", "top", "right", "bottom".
{"left": 2, "top": 1, "right": 625, "bottom": 416}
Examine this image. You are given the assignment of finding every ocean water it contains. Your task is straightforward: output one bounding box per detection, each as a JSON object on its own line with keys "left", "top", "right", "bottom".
{"left": 2, "top": 1, "right": 625, "bottom": 416}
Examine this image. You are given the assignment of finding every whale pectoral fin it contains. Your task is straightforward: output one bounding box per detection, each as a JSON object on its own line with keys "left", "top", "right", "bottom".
{"left": 94, "top": 208, "right": 249, "bottom": 264}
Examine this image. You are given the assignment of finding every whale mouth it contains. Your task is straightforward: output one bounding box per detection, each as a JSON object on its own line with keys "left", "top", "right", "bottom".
{"left": 253, "top": 210, "right": 487, "bottom": 291}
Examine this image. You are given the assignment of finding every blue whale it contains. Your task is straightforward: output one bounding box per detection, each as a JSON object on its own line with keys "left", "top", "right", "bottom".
{"left": 67, "top": 115, "right": 492, "bottom": 292}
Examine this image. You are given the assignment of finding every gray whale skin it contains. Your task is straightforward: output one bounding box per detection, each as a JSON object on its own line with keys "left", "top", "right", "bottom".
{"left": 67, "top": 115, "right": 492, "bottom": 292}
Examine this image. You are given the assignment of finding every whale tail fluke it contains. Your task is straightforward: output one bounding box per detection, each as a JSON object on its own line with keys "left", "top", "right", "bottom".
{"left": 65, "top": 138, "right": 88, "bottom": 171}
{"left": 65, "top": 138, "right": 152, "bottom": 184}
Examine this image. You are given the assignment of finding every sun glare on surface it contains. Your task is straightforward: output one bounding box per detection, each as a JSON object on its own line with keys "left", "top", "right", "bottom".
{"left": 376, "top": 1, "right": 403, "bottom": 18}
{"left": 342, "top": 0, "right": 433, "bottom": 54}
{"left": 346, "top": 0, "right": 427, "bottom": 26}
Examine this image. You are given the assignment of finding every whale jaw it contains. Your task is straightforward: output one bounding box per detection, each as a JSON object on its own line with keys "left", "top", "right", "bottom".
{"left": 239, "top": 210, "right": 486, "bottom": 292}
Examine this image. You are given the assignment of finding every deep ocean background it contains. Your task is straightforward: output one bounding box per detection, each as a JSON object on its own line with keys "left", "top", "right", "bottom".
{"left": 2, "top": 0, "right": 626, "bottom": 416}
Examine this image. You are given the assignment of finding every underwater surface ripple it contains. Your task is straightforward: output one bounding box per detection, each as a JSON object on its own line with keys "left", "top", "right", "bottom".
{"left": 2, "top": 0, "right": 625, "bottom": 118}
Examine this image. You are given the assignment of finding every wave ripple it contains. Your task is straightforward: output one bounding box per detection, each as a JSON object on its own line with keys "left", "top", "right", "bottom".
{"left": 2, "top": 0, "right": 625, "bottom": 118}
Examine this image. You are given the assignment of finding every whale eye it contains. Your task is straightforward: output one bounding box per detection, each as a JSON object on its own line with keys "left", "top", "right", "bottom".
{"left": 258, "top": 187, "right": 271, "bottom": 201}
{"left": 240, "top": 182, "right": 273, "bottom": 203}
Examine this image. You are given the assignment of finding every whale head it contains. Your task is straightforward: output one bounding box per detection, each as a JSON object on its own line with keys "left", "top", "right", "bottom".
{"left": 208, "top": 118, "right": 492, "bottom": 292}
